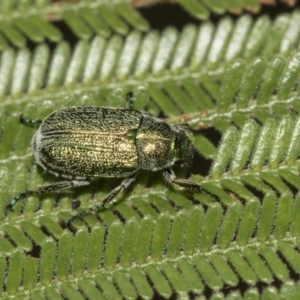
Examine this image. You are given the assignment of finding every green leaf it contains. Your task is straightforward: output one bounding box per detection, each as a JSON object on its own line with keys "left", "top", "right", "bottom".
{"left": 2, "top": 4, "right": 300, "bottom": 299}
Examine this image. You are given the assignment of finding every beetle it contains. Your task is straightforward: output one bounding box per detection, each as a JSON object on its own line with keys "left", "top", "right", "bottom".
{"left": 7, "top": 93, "right": 201, "bottom": 225}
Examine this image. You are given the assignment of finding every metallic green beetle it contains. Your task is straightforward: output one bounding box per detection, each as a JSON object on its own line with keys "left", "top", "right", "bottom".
{"left": 8, "top": 94, "right": 200, "bottom": 225}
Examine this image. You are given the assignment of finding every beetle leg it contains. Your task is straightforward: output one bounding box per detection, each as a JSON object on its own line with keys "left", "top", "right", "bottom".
{"left": 163, "top": 168, "right": 201, "bottom": 191}
{"left": 66, "top": 176, "right": 136, "bottom": 225}
{"left": 126, "top": 92, "right": 134, "bottom": 111}
{"left": 20, "top": 114, "right": 42, "bottom": 125}
{"left": 7, "top": 180, "right": 91, "bottom": 210}
{"left": 71, "top": 199, "right": 81, "bottom": 209}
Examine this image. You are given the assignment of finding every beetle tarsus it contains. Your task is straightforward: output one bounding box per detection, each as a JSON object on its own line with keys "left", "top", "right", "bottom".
{"left": 126, "top": 92, "right": 134, "bottom": 111}
{"left": 163, "top": 168, "right": 202, "bottom": 191}
{"left": 71, "top": 199, "right": 81, "bottom": 210}
{"left": 7, "top": 192, "right": 31, "bottom": 210}
{"left": 20, "top": 114, "right": 42, "bottom": 125}
{"left": 6, "top": 181, "right": 90, "bottom": 211}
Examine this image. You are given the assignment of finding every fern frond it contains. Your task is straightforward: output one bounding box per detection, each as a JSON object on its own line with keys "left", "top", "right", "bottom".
{"left": 0, "top": 0, "right": 148, "bottom": 46}
{"left": 177, "top": 0, "right": 261, "bottom": 19}
{"left": 4, "top": 108, "right": 300, "bottom": 229}
{"left": 1, "top": 11, "right": 300, "bottom": 100}
{"left": 210, "top": 115, "right": 300, "bottom": 176}
{"left": 174, "top": 115, "right": 300, "bottom": 215}
{"left": 2, "top": 3, "right": 300, "bottom": 298}
{"left": 0, "top": 9, "right": 61, "bottom": 47}
{"left": 2, "top": 190, "right": 300, "bottom": 298}
{"left": 0, "top": 14, "right": 300, "bottom": 162}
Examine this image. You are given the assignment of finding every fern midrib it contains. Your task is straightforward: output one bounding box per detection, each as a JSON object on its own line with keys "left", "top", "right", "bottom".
{"left": 1, "top": 87, "right": 297, "bottom": 134}
{"left": 201, "top": 163, "right": 300, "bottom": 192}
{"left": 0, "top": 66, "right": 215, "bottom": 109}
{"left": 0, "top": 152, "right": 32, "bottom": 165}
{"left": 187, "top": 95, "right": 299, "bottom": 126}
